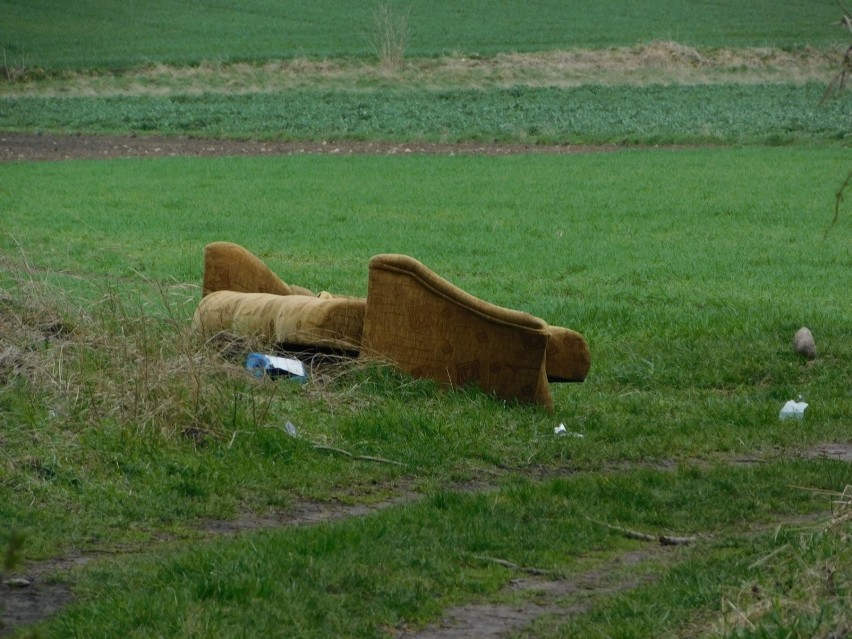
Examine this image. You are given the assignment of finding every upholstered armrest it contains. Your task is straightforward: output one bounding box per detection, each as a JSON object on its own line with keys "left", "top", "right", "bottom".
{"left": 193, "top": 290, "right": 365, "bottom": 352}
{"left": 361, "top": 254, "right": 553, "bottom": 410}
{"left": 203, "top": 241, "right": 315, "bottom": 297}
{"left": 545, "top": 326, "right": 591, "bottom": 382}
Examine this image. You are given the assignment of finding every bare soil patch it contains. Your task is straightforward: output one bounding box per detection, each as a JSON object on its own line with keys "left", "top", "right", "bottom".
{"left": 1, "top": 579, "right": 73, "bottom": 638}
{"left": 0, "top": 131, "right": 623, "bottom": 163}
{"left": 201, "top": 489, "right": 422, "bottom": 535}
{"left": 403, "top": 549, "right": 665, "bottom": 639}
{"left": 802, "top": 441, "right": 852, "bottom": 463}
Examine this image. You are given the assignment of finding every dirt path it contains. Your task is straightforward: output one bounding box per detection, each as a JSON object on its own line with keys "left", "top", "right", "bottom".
{"left": 3, "top": 443, "right": 849, "bottom": 637}
{"left": 1, "top": 512, "right": 665, "bottom": 639}
{"left": 0, "top": 131, "right": 627, "bottom": 163}
{"left": 405, "top": 549, "right": 663, "bottom": 639}
{"left": 1, "top": 492, "right": 423, "bottom": 638}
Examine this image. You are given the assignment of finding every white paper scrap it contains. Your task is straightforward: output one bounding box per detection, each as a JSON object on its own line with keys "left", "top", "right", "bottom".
{"left": 265, "top": 355, "right": 306, "bottom": 378}
{"left": 554, "top": 423, "right": 584, "bottom": 437}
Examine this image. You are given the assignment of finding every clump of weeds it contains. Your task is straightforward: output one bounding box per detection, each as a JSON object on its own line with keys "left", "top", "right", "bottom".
{"left": 0, "top": 250, "right": 279, "bottom": 444}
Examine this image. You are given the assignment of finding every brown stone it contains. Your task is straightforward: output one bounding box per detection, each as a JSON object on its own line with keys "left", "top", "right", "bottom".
{"left": 793, "top": 327, "right": 816, "bottom": 360}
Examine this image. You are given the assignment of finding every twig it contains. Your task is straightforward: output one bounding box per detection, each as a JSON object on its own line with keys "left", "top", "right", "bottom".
{"left": 351, "top": 453, "right": 408, "bottom": 467}
{"left": 473, "top": 555, "right": 551, "bottom": 576}
{"left": 311, "top": 444, "right": 354, "bottom": 458}
{"left": 824, "top": 169, "right": 851, "bottom": 238}
{"left": 820, "top": 46, "right": 852, "bottom": 104}
{"left": 836, "top": 0, "right": 852, "bottom": 29}
{"left": 270, "top": 421, "right": 408, "bottom": 467}
{"left": 748, "top": 543, "right": 791, "bottom": 570}
{"left": 587, "top": 517, "right": 699, "bottom": 546}
{"left": 821, "top": 1, "right": 852, "bottom": 103}
{"left": 722, "top": 598, "right": 758, "bottom": 631}
{"left": 311, "top": 444, "right": 407, "bottom": 467}
{"left": 788, "top": 484, "right": 837, "bottom": 496}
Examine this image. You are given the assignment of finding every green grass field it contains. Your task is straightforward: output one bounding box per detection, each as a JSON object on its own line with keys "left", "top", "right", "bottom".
{"left": 2, "top": 2, "right": 849, "bottom": 146}
{"left": 1, "top": 1, "right": 851, "bottom": 637}
{"left": 2, "top": 148, "right": 850, "bottom": 638}
{"left": 1, "top": 0, "right": 845, "bottom": 70}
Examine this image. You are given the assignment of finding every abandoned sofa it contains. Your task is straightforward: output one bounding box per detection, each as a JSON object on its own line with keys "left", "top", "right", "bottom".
{"left": 193, "top": 242, "right": 591, "bottom": 410}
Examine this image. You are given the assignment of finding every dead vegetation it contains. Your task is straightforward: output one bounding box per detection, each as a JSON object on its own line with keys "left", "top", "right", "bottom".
{"left": 1, "top": 47, "right": 31, "bottom": 83}
{"left": 821, "top": 0, "right": 852, "bottom": 102}
{"left": 0, "top": 42, "right": 840, "bottom": 98}
{"left": 0, "top": 251, "right": 265, "bottom": 442}
{"left": 0, "top": 249, "right": 411, "bottom": 447}
{"left": 368, "top": 0, "right": 410, "bottom": 70}
{"left": 707, "top": 485, "right": 852, "bottom": 639}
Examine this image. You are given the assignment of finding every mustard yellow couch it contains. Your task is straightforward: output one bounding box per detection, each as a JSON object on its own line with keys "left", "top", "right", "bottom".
{"left": 193, "top": 242, "right": 590, "bottom": 410}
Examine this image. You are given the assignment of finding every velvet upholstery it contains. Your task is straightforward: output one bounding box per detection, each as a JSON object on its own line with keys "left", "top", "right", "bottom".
{"left": 202, "top": 241, "right": 316, "bottom": 297}
{"left": 545, "top": 326, "right": 592, "bottom": 383}
{"left": 193, "top": 290, "right": 365, "bottom": 351}
{"left": 193, "top": 242, "right": 591, "bottom": 410}
{"left": 361, "top": 254, "right": 554, "bottom": 410}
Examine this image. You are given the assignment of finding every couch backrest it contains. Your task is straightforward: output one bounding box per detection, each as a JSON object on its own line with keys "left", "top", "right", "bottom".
{"left": 361, "top": 254, "right": 553, "bottom": 410}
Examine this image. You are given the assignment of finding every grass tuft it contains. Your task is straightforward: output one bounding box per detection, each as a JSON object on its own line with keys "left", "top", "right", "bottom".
{"left": 368, "top": 1, "right": 410, "bottom": 70}
{"left": 709, "top": 485, "right": 851, "bottom": 639}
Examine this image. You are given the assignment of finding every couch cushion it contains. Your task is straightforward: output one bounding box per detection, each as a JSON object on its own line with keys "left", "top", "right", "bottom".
{"left": 193, "top": 290, "right": 365, "bottom": 351}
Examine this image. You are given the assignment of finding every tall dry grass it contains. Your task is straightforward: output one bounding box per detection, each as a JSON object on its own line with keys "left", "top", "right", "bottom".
{"left": 1, "top": 44, "right": 838, "bottom": 98}
{"left": 0, "top": 251, "right": 271, "bottom": 442}
{"left": 709, "top": 485, "right": 852, "bottom": 638}
{"left": 368, "top": 1, "right": 409, "bottom": 70}
{"left": 0, "top": 249, "right": 393, "bottom": 446}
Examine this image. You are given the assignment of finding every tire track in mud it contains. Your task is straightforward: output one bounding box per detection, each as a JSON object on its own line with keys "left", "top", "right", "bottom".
{"left": 1, "top": 484, "right": 430, "bottom": 637}
{"left": 0, "top": 491, "right": 424, "bottom": 637}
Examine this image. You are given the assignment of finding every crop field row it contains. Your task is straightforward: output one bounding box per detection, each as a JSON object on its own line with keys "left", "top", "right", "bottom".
{"left": 1, "top": 0, "right": 845, "bottom": 71}
{"left": 2, "top": 83, "right": 849, "bottom": 145}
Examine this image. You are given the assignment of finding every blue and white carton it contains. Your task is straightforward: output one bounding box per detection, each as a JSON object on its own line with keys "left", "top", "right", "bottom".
{"left": 246, "top": 353, "right": 308, "bottom": 382}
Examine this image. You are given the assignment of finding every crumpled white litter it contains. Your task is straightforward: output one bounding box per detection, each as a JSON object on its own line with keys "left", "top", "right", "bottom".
{"left": 554, "top": 423, "right": 584, "bottom": 437}
{"left": 779, "top": 400, "right": 808, "bottom": 421}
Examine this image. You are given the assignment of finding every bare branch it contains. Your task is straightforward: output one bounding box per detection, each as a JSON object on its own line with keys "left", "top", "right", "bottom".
{"left": 824, "top": 170, "right": 852, "bottom": 238}
{"left": 835, "top": 0, "right": 852, "bottom": 29}
{"left": 312, "top": 444, "right": 407, "bottom": 467}
{"left": 587, "top": 518, "right": 700, "bottom": 546}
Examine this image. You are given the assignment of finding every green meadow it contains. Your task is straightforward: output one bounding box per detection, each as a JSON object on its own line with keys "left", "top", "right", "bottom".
{"left": 3, "top": 148, "right": 850, "bottom": 638}
{"left": 1, "top": 1, "right": 851, "bottom": 638}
